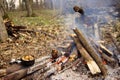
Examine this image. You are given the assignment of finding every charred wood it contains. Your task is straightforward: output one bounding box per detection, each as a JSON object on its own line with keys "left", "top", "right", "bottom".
{"left": 73, "top": 6, "right": 84, "bottom": 15}
{"left": 58, "top": 58, "right": 81, "bottom": 74}
{"left": 3, "top": 58, "right": 50, "bottom": 80}
{"left": 5, "top": 56, "right": 50, "bottom": 75}
{"left": 4, "top": 20, "right": 26, "bottom": 37}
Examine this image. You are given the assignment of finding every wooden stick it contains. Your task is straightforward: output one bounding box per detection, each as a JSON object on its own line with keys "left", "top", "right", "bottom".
{"left": 89, "top": 38, "right": 115, "bottom": 62}
{"left": 73, "top": 28, "right": 107, "bottom": 76}
{"left": 99, "top": 44, "right": 113, "bottom": 56}
{"left": 90, "top": 38, "right": 113, "bottom": 56}
{"left": 100, "top": 51, "right": 115, "bottom": 62}
{"left": 71, "top": 35, "right": 101, "bottom": 75}
{"left": 106, "top": 32, "right": 120, "bottom": 53}
{"left": 58, "top": 58, "right": 81, "bottom": 74}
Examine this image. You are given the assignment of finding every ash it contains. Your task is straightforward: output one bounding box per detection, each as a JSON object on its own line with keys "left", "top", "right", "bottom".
{"left": 50, "top": 62, "right": 102, "bottom": 80}
{"left": 51, "top": 69, "right": 90, "bottom": 80}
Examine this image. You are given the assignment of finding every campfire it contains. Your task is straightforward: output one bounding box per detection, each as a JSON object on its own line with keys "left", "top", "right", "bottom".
{"left": 1, "top": 27, "right": 120, "bottom": 80}
{"left": 1, "top": 0, "right": 120, "bottom": 79}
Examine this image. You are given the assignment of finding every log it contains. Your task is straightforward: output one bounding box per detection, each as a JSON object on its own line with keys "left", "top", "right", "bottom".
{"left": 4, "top": 68, "right": 27, "bottom": 80}
{"left": 6, "top": 64, "right": 24, "bottom": 75}
{"left": 3, "top": 59, "right": 49, "bottom": 80}
{"left": 71, "top": 35, "right": 101, "bottom": 75}
{"left": 6, "top": 56, "right": 50, "bottom": 75}
{"left": 73, "top": 28, "right": 107, "bottom": 76}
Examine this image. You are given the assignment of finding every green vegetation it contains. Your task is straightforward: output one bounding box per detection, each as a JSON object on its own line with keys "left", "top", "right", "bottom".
{"left": 8, "top": 10, "right": 59, "bottom": 27}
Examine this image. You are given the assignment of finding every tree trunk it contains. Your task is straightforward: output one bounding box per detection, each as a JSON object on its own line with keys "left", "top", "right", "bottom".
{"left": 9, "top": 0, "right": 15, "bottom": 11}
{"left": 19, "top": 0, "right": 22, "bottom": 10}
{"left": 0, "top": 12, "right": 8, "bottom": 42}
{"left": 0, "top": 0, "right": 10, "bottom": 20}
{"left": 3, "top": 0, "right": 8, "bottom": 11}
{"left": 0, "top": 0, "right": 7, "bottom": 16}
{"left": 36, "top": 0, "right": 38, "bottom": 6}
{"left": 24, "top": 0, "right": 33, "bottom": 17}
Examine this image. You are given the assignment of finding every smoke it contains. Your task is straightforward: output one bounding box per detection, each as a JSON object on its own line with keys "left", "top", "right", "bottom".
{"left": 51, "top": 0, "right": 118, "bottom": 40}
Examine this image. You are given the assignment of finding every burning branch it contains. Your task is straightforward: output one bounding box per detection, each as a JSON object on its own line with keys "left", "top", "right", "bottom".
{"left": 73, "top": 28, "right": 107, "bottom": 76}
{"left": 71, "top": 34, "right": 101, "bottom": 75}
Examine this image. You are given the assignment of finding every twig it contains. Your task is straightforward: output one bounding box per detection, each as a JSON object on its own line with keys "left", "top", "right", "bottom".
{"left": 58, "top": 59, "right": 81, "bottom": 74}
{"left": 106, "top": 32, "right": 120, "bottom": 53}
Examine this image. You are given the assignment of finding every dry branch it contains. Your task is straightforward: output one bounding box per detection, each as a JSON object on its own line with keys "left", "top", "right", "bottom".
{"left": 58, "top": 58, "right": 81, "bottom": 74}
{"left": 100, "top": 51, "right": 115, "bottom": 62}
{"left": 17, "top": 29, "right": 55, "bottom": 38}
{"left": 99, "top": 44, "right": 113, "bottom": 56}
{"left": 106, "top": 32, "right": 120, "bottom": 53}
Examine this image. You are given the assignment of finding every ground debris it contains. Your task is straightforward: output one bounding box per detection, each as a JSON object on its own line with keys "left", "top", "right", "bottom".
{"left": 0, "top": 23, "right": 68, "bottom": 70}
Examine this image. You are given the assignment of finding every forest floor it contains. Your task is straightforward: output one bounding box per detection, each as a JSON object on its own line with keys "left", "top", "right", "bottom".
{"left": 0, "top": 9, "right": 71, "bottom": 69}
{"left": 0, "top": 9, "right": 120, "bottom": 80}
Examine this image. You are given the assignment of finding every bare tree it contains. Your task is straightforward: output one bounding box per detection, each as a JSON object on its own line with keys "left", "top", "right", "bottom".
{"left": 19, "top": 0, "right": 22, "bottom": 10}
{"left": 24, "top": 0, "right": 33, "bottom": 17}
{"left": 9, "top": 0, "right": 15, "bottom": 11}
{"left": 44, "top": 0, "right": 53, "bottom": 9}
{"left": 19, "top": 0, "right": 26, "bottom": 11}
{"left": 40, "top": 0, "right": 45, "bottom": 8}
